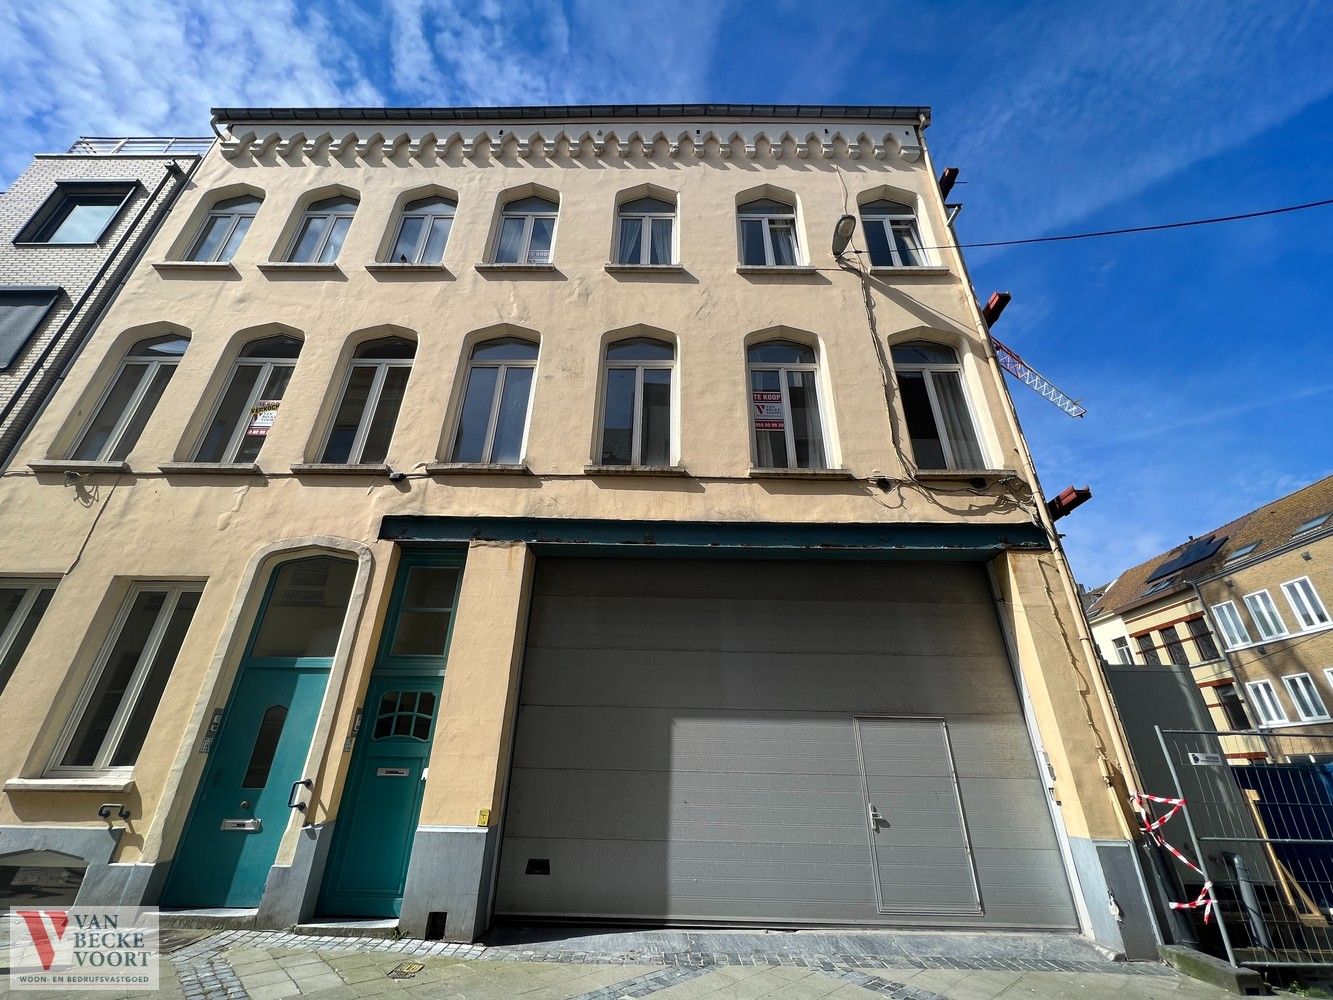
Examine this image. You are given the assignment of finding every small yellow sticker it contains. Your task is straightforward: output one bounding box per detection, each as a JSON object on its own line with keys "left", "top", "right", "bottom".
{"left": 477, "top": 808, "right": 491, "bottom": 827}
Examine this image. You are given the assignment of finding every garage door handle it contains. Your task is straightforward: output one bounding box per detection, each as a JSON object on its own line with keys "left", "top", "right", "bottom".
{"left": 868, "top": 803, "right": 885, "bottom": 827}
{"left": 288, "top": 778, "right": 313, "bottom": 812}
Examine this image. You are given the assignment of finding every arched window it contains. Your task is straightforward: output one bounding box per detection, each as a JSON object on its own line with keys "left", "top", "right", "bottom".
{"left": 747, "top": 341, "right": 826, "bottom": 469}
{"left": 494, "top": 195, "right": 558, "bottom": 264}
{"left": 388, "top": 196, "right": 455, "bottom": 265}
{"left": 599, "top": 338, "right": 673, "bottom": 466}
{"left": 450, "top": 338, "right": 538, "bottom": 464}
{"left": 186, "top": 194, "right": 261, "bottom": 262}
{"left": 737, "top": 196, "right": 799, "bottom": 266}
{"left": 249, "top": 555, "right": 358, "bottom": 659}
{"left": 616, "top": 196, "right": 676, "bottom": 266}
{"left": 861, "top": 199, "right": 926, "bottom": 268}
{"left": 892, "top": 342, "right": 985, "bottom": 470}
{"left": 71, "top": 334, "right": 189, "bottom": 461}
{"left": 195, "top": 335, "right": 303, "bottom": 463}
{"left": 286, "top": 195, "right": 358, "bottom": 264}
{"left": 320, "top": 337, "right": 415, "bottom": 464}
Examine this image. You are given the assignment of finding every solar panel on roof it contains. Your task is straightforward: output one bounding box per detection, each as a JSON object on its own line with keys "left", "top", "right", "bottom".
{"left": 1145, "top": 534, "right": 1228, "bottom": 583}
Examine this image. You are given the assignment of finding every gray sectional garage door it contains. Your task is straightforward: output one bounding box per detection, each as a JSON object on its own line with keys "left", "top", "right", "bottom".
{"left": 495, "top": 558, "right": 1076, "bottom": 929}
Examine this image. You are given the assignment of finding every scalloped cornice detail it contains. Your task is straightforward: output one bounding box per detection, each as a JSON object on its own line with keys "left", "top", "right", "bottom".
{"left": 219, "top": 123, "right": 923, "bottom": 164}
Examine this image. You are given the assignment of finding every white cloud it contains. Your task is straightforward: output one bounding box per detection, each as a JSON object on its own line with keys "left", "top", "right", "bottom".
{"left": 0, "top": 0, "right": 382, "bottom": 183}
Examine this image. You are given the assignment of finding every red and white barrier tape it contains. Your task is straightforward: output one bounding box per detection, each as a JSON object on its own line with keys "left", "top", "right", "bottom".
{"left": 1131, "top": 791, "right": 1215, "bottom": 923}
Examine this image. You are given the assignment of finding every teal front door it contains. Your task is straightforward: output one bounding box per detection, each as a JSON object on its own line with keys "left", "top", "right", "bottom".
{"left": 318, "top": 550, "right": 463, "bottom": 917}
{"left": 161, "top": 556, "right": 357, "bottom": 909}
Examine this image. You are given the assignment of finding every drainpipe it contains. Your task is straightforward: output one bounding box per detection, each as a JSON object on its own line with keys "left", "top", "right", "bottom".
{"left": 0, "top": 149, "right": 206, "bottom": 469}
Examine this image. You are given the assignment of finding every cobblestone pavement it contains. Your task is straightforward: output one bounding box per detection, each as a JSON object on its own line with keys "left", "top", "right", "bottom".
{"left": 0, "top": 925, "right": 1243, "bottom": 1000}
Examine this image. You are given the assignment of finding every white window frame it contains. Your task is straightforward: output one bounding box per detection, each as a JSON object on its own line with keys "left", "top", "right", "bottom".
{"left": 1283, "top": 577, "right": 1330, "bottom": 631}
{"left": 70, "top": 340, "right": 185, "bottom": 462}
{"left": 450, "top": 348, "right": 538, "bottom": 464}
{"left": 285, "top": 198, "right": 357, "bottom": 263}
{"left": 1243, "top": 589, "right": 1289, "bottom": 641}
{"left": 1282, "top": 672, "right": 1330, "bottom": 722}
{"left": 494, "top": 203, "right": 559, "bottom": 265}
{"left": 319, "top": 352, "right": 414, "bottom": 464}
{"left": 47, "top": 582, "right": 201, "bottom": 777}
{"left": 747, "top": 349, "right": 827, "bottom": 470}
{"left": 0, "top": 578, "right": 57, "bottom": 689}
{"left": 1211, "top": 601, "right": 1251, "bottom": 649}
{"left": 861, "top": 202, "right": 929, "bottom": 267}
{"left": 598, "top": 348, "right": 675, "bottom": 466}
{"left": 1111, "top": 636, "right": 1132, "bottom": 665}
{"left": 1246, "top": 679, "right": 1288, "bottom": 727}
{"left": 388, "top": 199, "right": 455, "bottom": 264}
{"left": 186, "top": 197, "right": 259, "bottom": 262}
{"left": 892, "top": 350, "right": 988, "bottom": 470}
{"left": 737, "top": 205, "right": 801, "bottom": 266}
{"left": 616, "top": 203, "right": 676, "bottom": 265}
{"left": 195, "top": 348, "right": 298, "bottom": 463}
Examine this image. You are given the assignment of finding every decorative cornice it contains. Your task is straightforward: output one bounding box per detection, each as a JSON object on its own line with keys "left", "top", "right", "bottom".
{"left": 219, "top": 123, "right": 923, "bottom": 165}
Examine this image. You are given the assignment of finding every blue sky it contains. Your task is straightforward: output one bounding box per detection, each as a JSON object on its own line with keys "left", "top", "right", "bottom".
{"left": 1, "top": 0, "right": 1330, "bottom": 584}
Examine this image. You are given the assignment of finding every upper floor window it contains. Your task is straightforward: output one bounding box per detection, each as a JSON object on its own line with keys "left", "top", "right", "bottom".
{"left": 389, "top": 196, "right": 455, "bottom": 265}
{"left": 1134, "top": 633, "right": 1160, "bottom": 666}
{"left": 495, "top": 196, "right": 558, "bottom": 264}
{"left": 1246, "top": 680, "right": 1287, "bottom": 727}
{"left": 892, "top": 342, "right": 985, "bottom": 471}
{"left": 18, "top": 182, "right": 135, "bottom": 245}
{"left": 1111, "top": 636, "right": 1132, "bottom": 665}
{"left": 1283, "top": 673, "right": 1329, "bottom": 722}
{"left": 1185, "top": 616, "right": 1220, "bottom": 661}
{"left": 51, "top": 582, "right": 201, "bottom": 774}
{"left": 286, "top": 195, "right": 357, "bottom": 264}
{"left": 71, "top": 334, "right": 188, "bottom": 462}
{"left": 860, "top": 199, "right": 926, "bottom": 267}
{"left": 599, "top": 338, "right": 673, "bottom": 466}
{"left": 617, "top": 197, "right": 675, "bottom": 266}
{"left": 320, "top": 337, "right": 414, "bottom": 464}
{"left": 0, "top": 580, "right": 57, "bottom": 697}
{"left": 187, "top": 195, "right": 261, "bottom": 262}
{"left": 1215, "top": 681, "right": 1250, "bottom": 730}
{"left": 451, "top": 338, "right": 538, "bottom": 465}
{"left": 1211, "top": 600, "right": 1251, "bottom": 649}
{"left": 1282, "top": 577, "right": 1330, "bottom": 630}
{"left": 1159, "top": 625, "right": 1189, "bottom": 667}
{"left": 738, "top": 197, "right": 799, "bottom": 266}
{"left": 1243, "top": 589, "right": 1288, "bottom": 641}
{"left": 0, "top": 288, "right": 60, "bottom": 370}
{"left": 195, "top": 335, "right": 302, "bottom": 464}
{"left": 748, "top": 341, "right": 825, "bottom": 470}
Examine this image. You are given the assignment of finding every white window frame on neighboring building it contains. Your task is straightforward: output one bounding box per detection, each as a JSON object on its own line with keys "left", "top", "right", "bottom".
{"left": 0, "top": 579, "right": 57, "bottom": 696}
{"left": 493, "top": 196, "right": 559, "bottom": 265}
{"left": 1111, "top": 636, "right": 1132, "bottom": 665}
{"left": 616, "top": 196, "right": 677, "bottom": 266}
{"left": 737, "top": 198, "right": 801, "bottom": 266}
{"left": 1282, "top": 672, "right": 1330, "bottom": 722}
{"left": 1246, "top": 679, "right": 1288, "bottom": 727}
{"left": 186, "top": 194, "right": 261, "bottom": 262}
{"left": 1283, "top": 577, "right": 1330, "bottom": 631}
{"left": 1211, "top": 601, "right": 1252, "bottom": 649}
{"left": 48, "top": 582, "right": 202, "bottom": 777}
{"left": 69, "top": 334, "right": 189, "bottom": 462}
{"left": 1243, "top": 589, "right": 1289, "bottom": 641}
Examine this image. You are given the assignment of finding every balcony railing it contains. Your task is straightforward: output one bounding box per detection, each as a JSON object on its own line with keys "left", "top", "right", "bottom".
{"left": 67, "top": 137, "right": 214, "bottom": 156}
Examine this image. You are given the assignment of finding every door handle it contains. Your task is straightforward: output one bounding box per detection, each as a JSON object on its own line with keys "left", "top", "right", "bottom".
{"left": 287, "top": 778, "right": 313, "bottom": 812}
{"left": 868, "top": 802, "right": 885, "bottom": 828}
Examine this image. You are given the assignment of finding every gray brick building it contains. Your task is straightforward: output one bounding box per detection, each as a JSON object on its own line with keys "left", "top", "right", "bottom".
{"left": 0, "top": 137, "right": 211, "bottom": 465}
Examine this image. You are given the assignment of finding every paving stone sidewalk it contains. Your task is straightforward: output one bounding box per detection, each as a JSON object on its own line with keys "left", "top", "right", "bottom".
{"left": 0, "top": 925, "right": 1244, "bottom": 1000}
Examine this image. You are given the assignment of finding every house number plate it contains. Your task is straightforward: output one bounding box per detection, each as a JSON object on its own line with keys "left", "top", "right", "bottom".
{"left": 376, "top": 767, "right": 410, "bottom": 777}
{"left": 220, "top": 818, "right": 262, "bottom": 832}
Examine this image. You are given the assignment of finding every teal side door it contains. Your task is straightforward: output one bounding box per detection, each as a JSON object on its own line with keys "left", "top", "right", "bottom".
{"left": 161, "top": 556, "right": 358, "bottom": 909}
{"left": 318, "top": 550, "right": 463, "bottom": 918}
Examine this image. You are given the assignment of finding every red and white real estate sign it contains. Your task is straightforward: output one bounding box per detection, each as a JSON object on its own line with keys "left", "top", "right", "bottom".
{"left": 752, "top": 391, "right": 784, "bottom": 431}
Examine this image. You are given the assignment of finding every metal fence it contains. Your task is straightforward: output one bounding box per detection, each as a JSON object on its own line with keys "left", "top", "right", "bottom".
{"left": 67, "top": 137, "right": 214, "bottom": 156}
{"left": 1156, "top": 727, "right": 1333, "bottom": 968}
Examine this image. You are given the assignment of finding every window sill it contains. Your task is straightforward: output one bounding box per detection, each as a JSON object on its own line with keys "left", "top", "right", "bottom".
{"left": 12, "top": 241, "right": 103, "bottom": 249}
{"left": 151, "top": 261, "right": 238, "bottom": 275}
{"left": 29, "top": 459, "right": 128, "bottom": 475}
{"left": 914, "top": 468, "right": 1018, "bottom": 484}
{"left": 257, "top": 261, "right": 342, "bottom": 275}
{"left": 1225, "top": 622, "right": 1333, "bottom": 653}
{"left": 290, "top": 462, "right": 391, "bottom": 476}
{"left": 5, "top": 776, "right": 136, "bottom": 794}
{"left": 604, "top": 263, "right": 685, "bottom": 274}
{"left": 366, "top": 263, "right": 451, "bottom": 274}
{"left": 159, "top": 462, "right": 261, "bottom": 476}
{"left": 736, "top": 265, "right": 818, "bottom": 276}
{"left": 426, "top": 462, "right": 531, "bottom": 476}
{"left": 868, "top": 265, "right": 951, "bottom": 277}
{"left": 749, "top": 467, "right": 855, "bottom": 480}
{"left": 584, "top": 464, "right": 690, "bottom": 477}
{"left": 474, "top": 262, "right": 558, "bottom": 273}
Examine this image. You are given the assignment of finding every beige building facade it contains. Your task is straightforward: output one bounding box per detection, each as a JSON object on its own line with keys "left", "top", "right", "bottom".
{"left": 0, "top": 105, "right": 1146, "bottom": 953}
